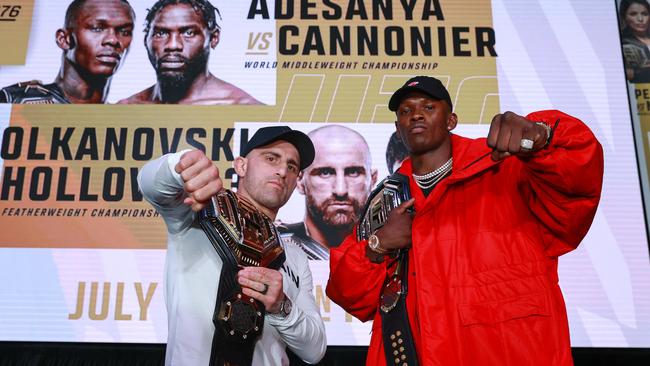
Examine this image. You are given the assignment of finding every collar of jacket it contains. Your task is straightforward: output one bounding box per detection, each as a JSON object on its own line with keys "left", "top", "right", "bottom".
{"left": 397, "top": 133, "right": 501, "bottom": 214}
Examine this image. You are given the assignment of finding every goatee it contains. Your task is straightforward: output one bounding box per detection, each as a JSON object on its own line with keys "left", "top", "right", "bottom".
{"left": 151, "top": 49, "right": 209, "bottom": 103}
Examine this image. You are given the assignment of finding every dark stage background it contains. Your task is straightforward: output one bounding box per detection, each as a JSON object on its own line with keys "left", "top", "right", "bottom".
{"left": 1, "top": 343, "right": 650, "bottom": 366}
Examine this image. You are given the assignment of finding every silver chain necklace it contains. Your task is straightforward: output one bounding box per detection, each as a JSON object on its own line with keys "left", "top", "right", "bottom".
{"left": 412, "top": 158, "right": 453, "bottom": 189}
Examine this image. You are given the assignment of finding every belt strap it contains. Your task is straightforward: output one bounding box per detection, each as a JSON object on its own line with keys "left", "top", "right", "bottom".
{"left": 208, "top": 265, "right": 258, "bottom": 366}
{"left": 198, "top": 191, "right": 286, "bottom": 366}
{"left": 200, "top": 219, "right": 263, "bottom": 366}
{"left": 380, "top": 251, "right": 419, "bottom": 366}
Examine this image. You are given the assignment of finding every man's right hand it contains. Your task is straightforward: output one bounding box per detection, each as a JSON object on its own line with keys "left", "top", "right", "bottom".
{"left": 374, "top": 198, "right": 415, "bottom": 251}
{"left": 174, "top": 150, "right": 223, "bottom": 211}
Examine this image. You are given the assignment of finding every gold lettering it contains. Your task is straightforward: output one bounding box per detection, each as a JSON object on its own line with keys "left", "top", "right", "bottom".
{"left": 89, "top": 282, "right": 110, "bottom": 320}
{"left": 114, "top": 282, "right": 132, "bottom": 320}
{"left": 68, "top": 282, "right": 85, "bottom": 320}
{"left": 346, "top": 311, "right": 353, "bottom": 322}
{"left": 135, "top": 282, "right": 157, "bottom": 321}
{"left": 315, "top": 285, "right": 331, "bottom": 321}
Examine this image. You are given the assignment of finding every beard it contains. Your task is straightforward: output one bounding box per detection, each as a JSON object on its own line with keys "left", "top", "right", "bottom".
{"left": 306, "top": 195, "right": 364, "bottom": 231}
{"left": 150, "top": 48, "right": 209, "bottom": 103}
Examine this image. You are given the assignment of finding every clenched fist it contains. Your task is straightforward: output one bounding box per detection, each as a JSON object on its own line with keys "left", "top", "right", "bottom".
{"left": 175, "top": 150, "right": 223, "bottom": 211}
{"left": 487, "top": 111, "right": 549, "bottom": 161}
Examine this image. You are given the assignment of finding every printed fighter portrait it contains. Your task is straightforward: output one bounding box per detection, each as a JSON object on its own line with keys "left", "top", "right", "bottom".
{"left": 0, "top": 0, "right": 135, "bottom": 104}
{"left": 0, "top": 0, "right": 274, "bottom": 105}
{"left": 280, "top": 125, "right": 378, "bottom": 260}
{"left": 120, "top": 0, "right": 262, "bottom": 105}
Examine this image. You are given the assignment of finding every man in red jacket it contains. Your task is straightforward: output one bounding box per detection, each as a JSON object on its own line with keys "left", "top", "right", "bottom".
{"left": 326, "top": 76, "right": 604, "bottom": 366}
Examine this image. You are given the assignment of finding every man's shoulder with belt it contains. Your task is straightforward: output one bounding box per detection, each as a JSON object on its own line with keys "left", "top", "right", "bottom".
{"left": 0, "top": 80, "right": 70, "bottom": 104}
{"left": 278, "top": 222, "right": 329, "bottom": 260}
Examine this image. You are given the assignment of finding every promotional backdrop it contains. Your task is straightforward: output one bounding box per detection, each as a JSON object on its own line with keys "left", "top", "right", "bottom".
{"left": 0, "top": 0, "right": 648, "bottom": 348}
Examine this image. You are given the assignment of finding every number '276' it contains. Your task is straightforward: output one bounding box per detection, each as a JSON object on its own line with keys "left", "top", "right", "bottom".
{"left": 1, "top": 5, "right": 21, "bottom": 18}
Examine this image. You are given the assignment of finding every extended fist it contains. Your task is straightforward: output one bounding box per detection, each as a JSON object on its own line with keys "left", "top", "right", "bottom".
{"left": 487, "top": 111, "right": 548, "bottom": 161}
{"left": 174, "top": 150, "right": 223, "bottom": 211}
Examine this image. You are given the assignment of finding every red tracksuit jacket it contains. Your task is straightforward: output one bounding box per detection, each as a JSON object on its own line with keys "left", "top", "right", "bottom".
{"left": 326, "top": 110, "right": 604, "bottom": 366}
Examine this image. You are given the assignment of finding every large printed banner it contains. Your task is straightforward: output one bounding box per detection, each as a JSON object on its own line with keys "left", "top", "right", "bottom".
{"left": 0, "top": 0, "right": 499, "bottom": 345}
{"left": 617, "top": 0, "right": 650, "bottom": 211}
{"left": 1, "top": 0, "right": 649, "bottom": 349}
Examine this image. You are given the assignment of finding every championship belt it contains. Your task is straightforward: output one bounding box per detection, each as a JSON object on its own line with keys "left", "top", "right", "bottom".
{"left": 198, "top": 190, "right": 285, "bottom": 366}
{"left": 357, "top": 173, "right": 419, "bottom": 366}
{"left": 0, "top": 81, "right": 70, "bottom": 104}
{"left": 279, "top": 223, "right": 329, "bottom": 260}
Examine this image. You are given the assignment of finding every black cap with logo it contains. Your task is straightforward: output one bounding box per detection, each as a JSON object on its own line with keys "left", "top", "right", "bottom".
{"left": 388, "top": 76, "right": 453, "bottom": 112}
{"left": 241, "top": 126, "right": 315, "bottom": 170}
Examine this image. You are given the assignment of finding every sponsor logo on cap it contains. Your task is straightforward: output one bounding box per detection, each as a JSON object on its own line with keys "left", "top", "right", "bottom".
{"left": 408, "top": 81, "right": 419, "bottom": 86}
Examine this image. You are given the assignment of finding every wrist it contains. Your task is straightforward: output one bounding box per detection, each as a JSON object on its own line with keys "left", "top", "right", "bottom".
{"left": 268, "top": 294, "right": 292, "bottom": 319}
{"left": 365, "top": 244, "right": 386, "bottom": 263}
{"left": 534, "top": 122, "right": 552, "bottom": 147}
{"left": 368, "top": 233, "right": 389, "bottom": 254}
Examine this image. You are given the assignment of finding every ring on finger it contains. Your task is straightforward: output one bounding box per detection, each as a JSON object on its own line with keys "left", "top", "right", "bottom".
{"left": 260, "top": 283, "right": 269, "bottom": 295}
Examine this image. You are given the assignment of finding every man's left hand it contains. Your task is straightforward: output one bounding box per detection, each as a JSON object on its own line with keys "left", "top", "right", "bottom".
{"left": 237, "top": 267, "right": 285, "bottom": 314}
{"left": 487, "top": 111, "right": 548, "bottom": 161}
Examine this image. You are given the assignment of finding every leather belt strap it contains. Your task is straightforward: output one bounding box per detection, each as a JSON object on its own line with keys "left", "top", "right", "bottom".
{"left": 356, "top": 172, "right": 419, "bottom": 365}
{"left": 201, "top": 218, "right": 261, "bottom": 366}
{"left": 380, "top": 251, "right": 419, "bottom": 366}
{"left": 207, "top": 264, "right": 256, "bottom": 366}
{"left": 199, "top": 190, "right": 285, "bottom": 366}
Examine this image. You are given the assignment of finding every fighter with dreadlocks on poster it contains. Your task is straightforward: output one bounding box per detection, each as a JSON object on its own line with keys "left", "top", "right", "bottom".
{"left": 120, "top": 0, "right": 261, "bottom": 105}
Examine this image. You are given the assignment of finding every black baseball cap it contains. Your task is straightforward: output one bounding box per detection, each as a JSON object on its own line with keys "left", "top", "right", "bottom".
{"left": 241, "top": 126, "right": 315, "bottom": 170}
{"left": 388, "top": 76, "right": 453, "bottom": 112}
